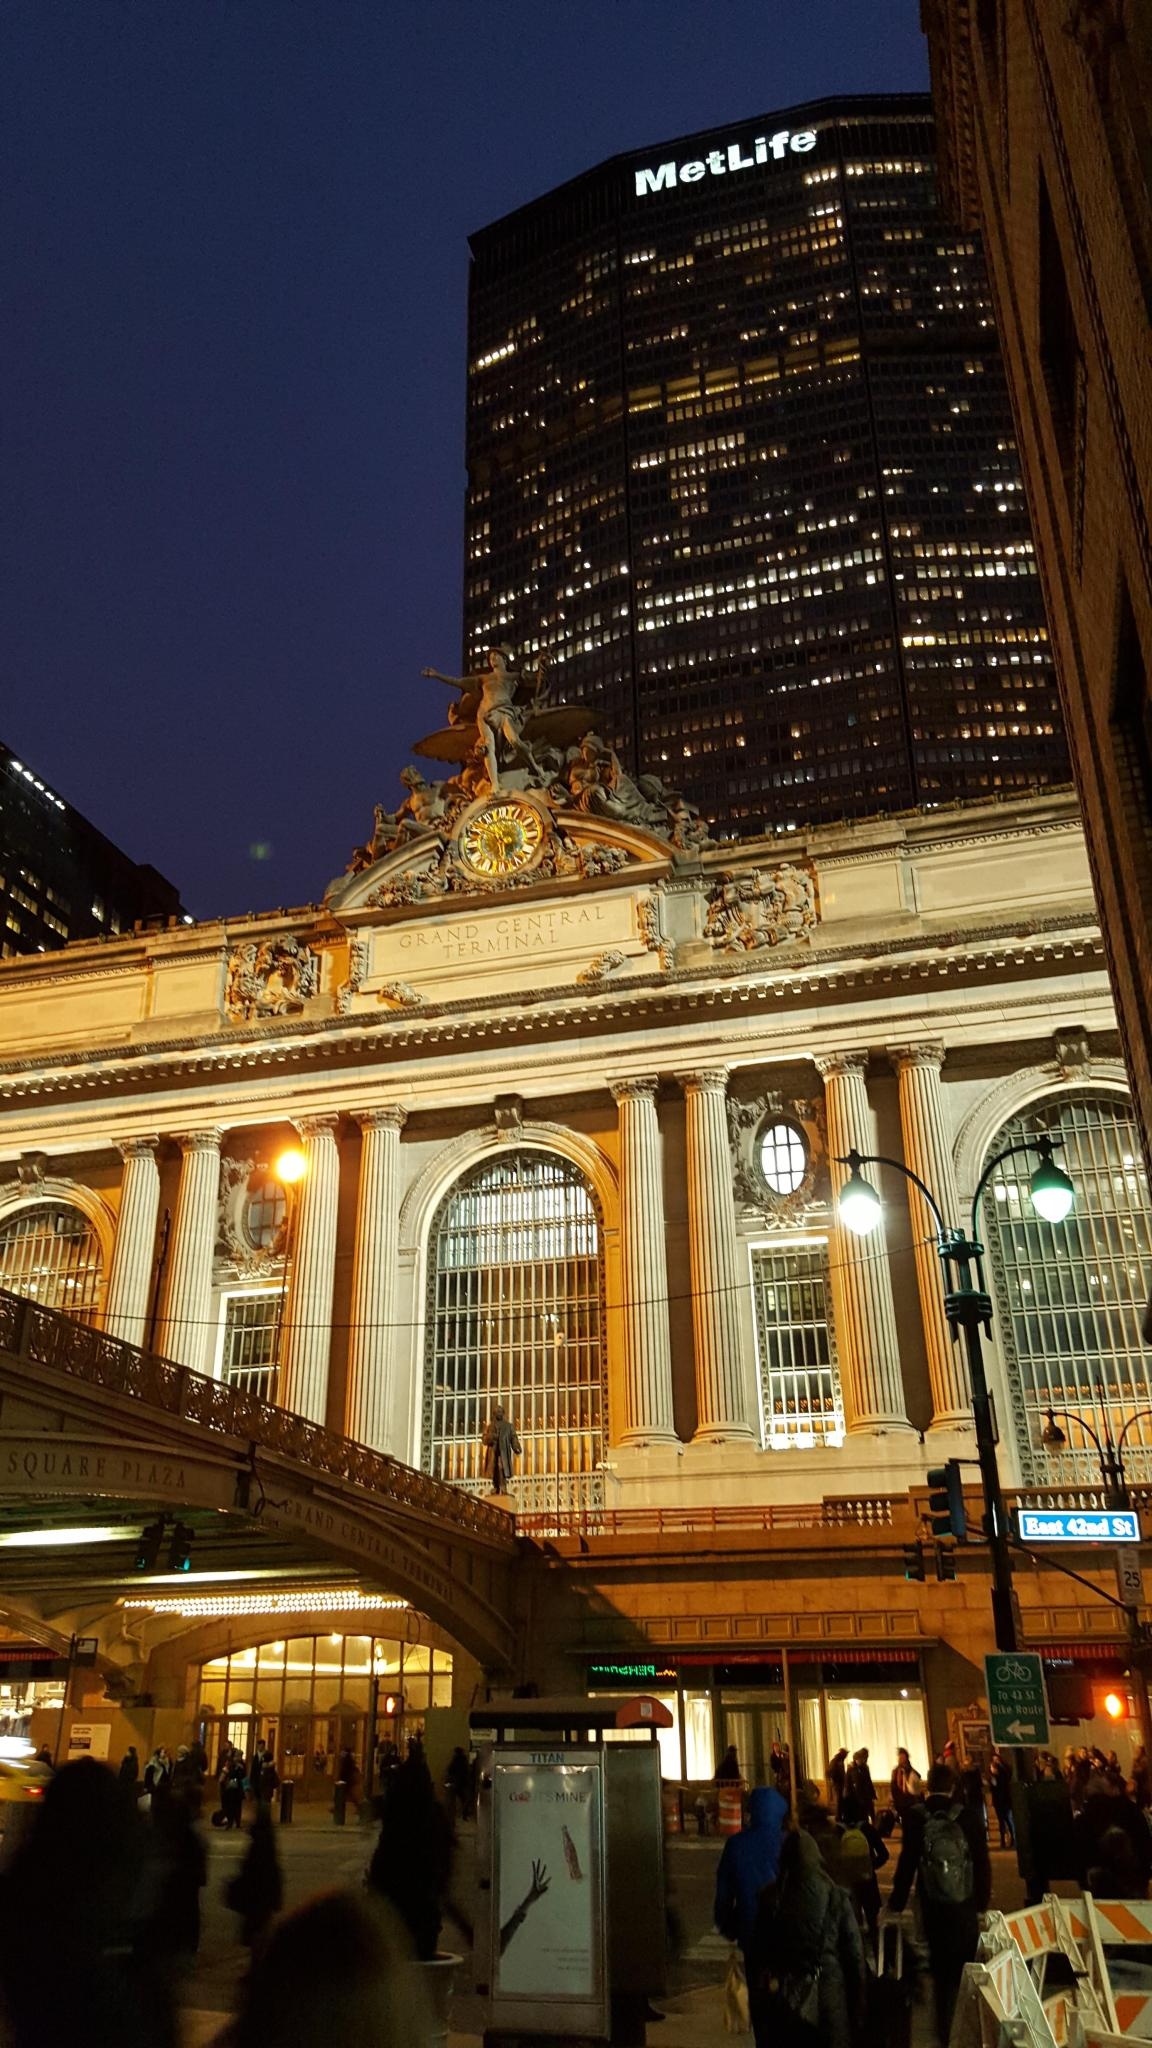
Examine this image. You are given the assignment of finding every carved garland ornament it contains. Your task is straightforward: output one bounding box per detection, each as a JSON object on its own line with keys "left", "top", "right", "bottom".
{"left": 224, "top": 936, "right": 318, "bottom": 1023}
{"left": 704, "top": 863, "right": 817, "bottom": 953}
{"left": 727, "top": 1089, "right": 827, "bottom": 1221}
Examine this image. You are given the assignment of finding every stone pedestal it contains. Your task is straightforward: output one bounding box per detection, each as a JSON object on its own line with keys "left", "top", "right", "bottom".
{"left": 817, "top": 1053, "right": 913, "bottom": 1435}
{"left": 104, "top": 1137, "right": 161, "bottom": 1347}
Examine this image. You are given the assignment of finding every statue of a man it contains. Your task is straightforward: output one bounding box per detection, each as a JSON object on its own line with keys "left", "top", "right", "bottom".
{"left": 422, "top": 649, "right": 547, "bottom": 790}
{"left": 483, "top": 1405, "right": 522, "bottom": 1495}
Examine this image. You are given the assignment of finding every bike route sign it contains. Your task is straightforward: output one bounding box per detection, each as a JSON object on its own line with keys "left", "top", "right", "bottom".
{"left": 984, "top": 1651, "right": 1050, "bottom": 1746}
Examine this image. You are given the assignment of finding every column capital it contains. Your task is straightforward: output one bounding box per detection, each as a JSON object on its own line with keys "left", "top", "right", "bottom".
{"left": 815, "top": 1050, "right": 870, "bottom": 1080}
{"left": 356, "top": 1106, "right": 407, "bottom": 1133}
{"left": 675, "top": 1068, "right": 731, "bottom": 1095}
{"left": 176, "top": 1129, "right": 222, "bottom": 1154}
{"left": 294, "top": 1114, "right": 340, "bottom": 1141}
{"left": 609, "top": 1076, "right": 660, "bottom": 1104}
{"left": 889, "top": 1042, "right": 946, "bottom": 1074}
{"left": 117, "top": 1136, "right": 160, "bottom": 1161}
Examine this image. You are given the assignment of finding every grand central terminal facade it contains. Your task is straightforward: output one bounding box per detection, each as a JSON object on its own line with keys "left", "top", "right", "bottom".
{"left": 0, "top": 659, "right": 1149, "bottom": 1793}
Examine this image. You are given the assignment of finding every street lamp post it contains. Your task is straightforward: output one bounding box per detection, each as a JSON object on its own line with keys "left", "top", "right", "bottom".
{"left": 1041, "top": 1403, "right": 1152, "bottom": 1755}
{"left": 838, "top": 1136, "right": 1075, "bottom": 1652}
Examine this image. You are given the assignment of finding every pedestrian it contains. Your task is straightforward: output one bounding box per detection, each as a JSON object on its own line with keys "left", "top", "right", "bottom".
{"left": 118, "top": 1744, "right": 140, "bottom": 1788}
{"left": 796, "top": 1779, "right": 846, "bottom": 1882}
{"left": 226, "top": 1887, "right": 429, "bottom": 2048}
{"left": 221, "top": 1753, "right": 247, "bottom": 1830}
{"left": 367, "top": 1749, "right": 454, "bottom": 1960}
{"left": 225, "top": 1805, "right": 283, "bottom": 1954}
{"left": 714, "top": 1744, "right": 742, "bottom": 1785}
{"left": 887, "top": 1760, "right": 991, "bottom": 2045}
{"left": 258, "top": 1752, "right": 280, "bottom": 1809}
{"left": 444, "top": 1745, "right": 472, "bottom": 1822}
{"left": 748, "top": 1828, "right": 865, "bottom": 2048}
{"left": 1074, "top": 1769, "right": 1152, "bottom": 1896}
{"left": 1131, "top": 1746, "right": 1152, "bottom": 1813}
{"left": 827, "top": 1746, "right": 849, "bottom": 1819}
{"left": 713, "top": 1785, "right": 789, "bottom": 1970}
{"left": 846, "top": 1746, "right": 876, "bottom": 1821}
{"left": 151, "top": 1791, "right": 206, "bottom": 1963}
{"left": 839, "top": 1791, "right": 887, "bottom": 1936}
{"left": 889, "top": 1747, "right": 920, "bottom": 1827}
{"left": 337, "top": 1745, "right": 362, "bottom": 1811}
{"left": 990, "top": 1750, "right": 1015, "bottom": 1848}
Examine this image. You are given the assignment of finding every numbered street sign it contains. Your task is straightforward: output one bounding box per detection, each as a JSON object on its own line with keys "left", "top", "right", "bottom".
{"left": 984, "top": 1650, "right": 1050, "bottom": 1746}
{"left": 1117, "top": 1551, "right": 1145, "bottom": 1607}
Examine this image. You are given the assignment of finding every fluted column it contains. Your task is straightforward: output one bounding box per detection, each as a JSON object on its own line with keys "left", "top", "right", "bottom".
{"left": 104, "top": 1137, "right": 161, "bottom": 1346}
{"left": 609, "top": 1078, "right": 677, "bottom": 1445}
{"left": 279, "top": 1116, "right": 340, "bottom": 1425}
{"left": 817, "top": 1053, "right": 913, "bottom": 1434}
{"left": 678, "top": 1068, "right": 754, "bottom": 1442}
{"left": 157, "top": 1130, "right": 221, "bottom": 1374}
{"left": 346, "top": 1107, "right": 407, "bottom": 1451}
{"left": 891, "top": 1043, "right": 971, "bottom": 1429}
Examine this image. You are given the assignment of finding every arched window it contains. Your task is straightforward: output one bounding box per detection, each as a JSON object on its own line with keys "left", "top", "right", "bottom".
{"left": 0, "top": 1201, "right": 104, "bottom": 1321}
{"left": 423, "top": 1149, "right": 606, "bottom": 1509}
{"left": 982, "top": 1093, "right": 1152, "bottom": 1481}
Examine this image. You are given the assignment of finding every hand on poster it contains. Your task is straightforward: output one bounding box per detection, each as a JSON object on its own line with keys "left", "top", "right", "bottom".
{"left": 500, "top": 1859, "right": 551, "bottom": 1955}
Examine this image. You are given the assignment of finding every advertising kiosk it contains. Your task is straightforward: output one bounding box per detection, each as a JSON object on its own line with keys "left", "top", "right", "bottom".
{"left": 470, "top": 1695, "right": 672, "bottom": 2045}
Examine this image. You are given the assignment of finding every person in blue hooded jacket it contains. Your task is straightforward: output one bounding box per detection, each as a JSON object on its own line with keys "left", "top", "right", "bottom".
{"left": 713, "top": 1784, "right": 789, "bottom": 1963}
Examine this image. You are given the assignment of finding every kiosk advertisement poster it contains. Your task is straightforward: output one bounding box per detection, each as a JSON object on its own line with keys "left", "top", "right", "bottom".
{"left": 492, "top": 1750, "right": 605, "bottom": 2024}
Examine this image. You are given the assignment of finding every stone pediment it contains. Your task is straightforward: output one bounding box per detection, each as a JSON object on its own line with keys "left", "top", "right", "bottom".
{"left": 327, "top": 795, "right": 675, "bottom": 917}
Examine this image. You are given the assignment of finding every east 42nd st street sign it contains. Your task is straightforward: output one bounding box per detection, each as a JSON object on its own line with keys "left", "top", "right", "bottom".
{"left": 984, "top": 1651, "right": 1051, "bottom": 1746}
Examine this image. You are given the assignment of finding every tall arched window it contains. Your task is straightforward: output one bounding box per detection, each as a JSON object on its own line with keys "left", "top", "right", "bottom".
{"left": 982, "top": 1093, "right": 1152, "bottom": 1481}
{"left": 0, "top": 1201, "right": 104, "bottom": 1321}
{"left": 423, "top": 1149, "right": 606, "bottom": 1509}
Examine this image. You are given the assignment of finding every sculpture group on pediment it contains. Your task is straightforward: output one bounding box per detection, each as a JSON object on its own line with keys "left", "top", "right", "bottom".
{"left": 703, "top": 863, "right": 817, "bottom": 952}
{"left": 365, "top": 825, "right": 630, "bottom": 908}
{"left": 224, "top": 935, "right": 319, "bottom": 1023}
{"left": 329, "top": 638, "right": 712, "bottom": 901}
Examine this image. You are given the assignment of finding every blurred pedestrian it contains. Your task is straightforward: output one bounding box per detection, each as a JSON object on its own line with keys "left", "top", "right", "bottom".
{"left": 1131, "top": 1746, "right": 1152, "bottom": 1813}
{"left": 367, "top": 1750, "right": 453, "bottom": 1961}
{"left": 221, "top": 1753, "right": 247, "bottom": 1830}
{"left": 990, "top": 1750, "right": 1015, "bottom": 1849}
{"left": 225, "top": 1888, "right": 430, "bottom": 2048}
{"left": 889, "top": 1746, "right": 920, "bottom": 1827}
{"left": 225, "top": 1806, "right": 283, "bottom": 1954}
{"left": 1074, "top": 1769, "right": 1152, "bottom": 1895}
{"left": 444, "top": 1746, "right": 472, "bottom": 1822}
{"left": 826, "top": 1746, "right": 849, "bottom": 1819}
{"left": 152, "top": 1790, "right": 206, "bottom": 1963}
{"left": 846, "top": 1747, "right": 875, "bottom": 1821}
{"left": 714, "top": 1745, "right": 742, "bottom": 1785}
{"left": 749, "top": 1829, "right": 865, "bottom": 2048}
{"left": 887, "top": 1760, "right": 990, "bottom": 2044}
{"left": 118, "top": 1744, "right": 140, "bottom": 1788}
{"left": 714, "top": 1785, "right": 788, "bottom": 1969}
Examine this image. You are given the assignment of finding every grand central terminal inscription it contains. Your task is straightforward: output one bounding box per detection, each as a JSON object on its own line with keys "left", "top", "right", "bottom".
{"left": 365, "top": 889, "right": 654, "bottom": 995}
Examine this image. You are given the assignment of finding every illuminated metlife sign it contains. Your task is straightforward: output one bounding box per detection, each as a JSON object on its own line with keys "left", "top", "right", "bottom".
{"left": 634, "top": 127, "right": 818, "bottom": 198}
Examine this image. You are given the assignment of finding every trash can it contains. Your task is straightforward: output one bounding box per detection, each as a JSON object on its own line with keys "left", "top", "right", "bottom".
{"left": 333, "top": 1780, "right": 347, "bottom": 1826}
{"left": 279, "top": 1780, "right": 294, "bottom": 1824}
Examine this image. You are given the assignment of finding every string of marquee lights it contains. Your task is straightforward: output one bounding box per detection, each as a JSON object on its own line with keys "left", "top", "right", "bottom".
{"left": 120, "top": 1589, "right": 410, "bottom": 1620}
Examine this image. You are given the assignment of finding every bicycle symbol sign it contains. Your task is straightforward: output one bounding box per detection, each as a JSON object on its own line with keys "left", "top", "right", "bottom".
{"left": 984, "top": 1650, "right": 1050, "bottom": 1746}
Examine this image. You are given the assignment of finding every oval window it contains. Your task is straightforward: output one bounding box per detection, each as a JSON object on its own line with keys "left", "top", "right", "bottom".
{"left": 759, "top": 1121, "right": 807, "bottom": 1196}
{"left": 245, "top": 1175, "right": 287, "bottom": 1251}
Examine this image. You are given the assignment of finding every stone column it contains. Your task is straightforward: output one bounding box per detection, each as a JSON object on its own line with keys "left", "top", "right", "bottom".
{"left": 677, "top": 1068, "right": 754, "bottom": 1442}
{"left": 346, "top": 1107, "right": 407, "bottom": 1451}
{"left": 817, "top": 1053, "right": 913, "bottom": 1434}
{"left": 279, "top": 1116, "right": 340, "bottom": 1426}
{"left": 609, "top": 1079, "right": 678, "bottom": 1445}
{"left": 157, "top": 1130, "right": 221, "bottom": 1374}
{"left": 104, "top": 1137, "right": 161, "bottom": 1347}
{"left": 891, "top": 1042, "right": 971, "bottom": 1429}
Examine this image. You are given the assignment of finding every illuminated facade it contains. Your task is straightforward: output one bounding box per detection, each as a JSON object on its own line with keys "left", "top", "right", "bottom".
{"left": 465, "top": 95, "right": 1068, "bottom": 833}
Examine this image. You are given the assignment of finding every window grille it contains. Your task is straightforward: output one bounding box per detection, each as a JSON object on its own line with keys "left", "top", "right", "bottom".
{"left": 423, "top": 1150, "right": 606, "bottom": 1508}
{"left": 759, "top": 1121, "right": 808, "bottom": 1195}
{"left": 219, "top": 1293, "right": 281, "bottom": 1403}
{"left": 751, "top": 1238, "right": 844, "bottom": 1445}
{"left": 0, "top": 1202, "right": 103, "bottom": 1321}
{"left": 983, "top": 1094, "right": 1152, "bottom": 1481}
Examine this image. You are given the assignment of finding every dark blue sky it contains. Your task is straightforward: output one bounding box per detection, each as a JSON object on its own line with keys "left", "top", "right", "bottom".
{"left": 2, "top": 2, "right": 928, "bottom": 917}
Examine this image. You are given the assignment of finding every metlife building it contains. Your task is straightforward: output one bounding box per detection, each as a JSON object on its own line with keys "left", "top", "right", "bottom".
{"left": 464, "top": 96, "right": 1068, "bottom": 833}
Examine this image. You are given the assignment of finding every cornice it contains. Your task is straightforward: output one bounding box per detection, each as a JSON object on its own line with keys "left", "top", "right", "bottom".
{"left": 0, "top": 919, "right": 1109, "bottom": 1104}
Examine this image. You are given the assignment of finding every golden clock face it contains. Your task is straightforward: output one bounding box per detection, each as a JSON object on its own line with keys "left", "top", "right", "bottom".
{"left": 459, "top": 800, "right": 545, "bottom": 878}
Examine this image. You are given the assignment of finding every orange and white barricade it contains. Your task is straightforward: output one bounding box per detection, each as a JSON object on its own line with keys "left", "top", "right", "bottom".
{"left": 717, "top": 1781, "right": 745, "bottom": 1834}
{"left": 1086, "top": 1898, "right": 1152, "bottom": 2041}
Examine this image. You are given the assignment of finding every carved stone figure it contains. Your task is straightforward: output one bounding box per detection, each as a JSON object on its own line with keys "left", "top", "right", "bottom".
{"left": 397, "top": 766, "right": 451, "bottom": 833}
{"left": 483, "top": 1405, "right": 522, "bottom": 1495}
{"left": 703, "top": 864, "right": 817, "bottom": 952}
{"left": 420, "top": 649, "right": 553, "bottom": 790}
{"left": 225, "top": 936, "right": 318, "bottom": 1022}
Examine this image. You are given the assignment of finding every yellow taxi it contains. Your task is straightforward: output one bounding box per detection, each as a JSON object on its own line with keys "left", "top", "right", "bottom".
{"left": 0, "top": 1738, "right": 52, "bottom": 1805}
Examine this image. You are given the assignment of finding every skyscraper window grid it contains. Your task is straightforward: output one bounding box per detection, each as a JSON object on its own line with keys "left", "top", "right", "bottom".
{"left": 464, "top": 97, "right": 1068, "bottom": 834}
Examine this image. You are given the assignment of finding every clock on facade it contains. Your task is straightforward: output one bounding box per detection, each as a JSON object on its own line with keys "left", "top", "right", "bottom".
{"left": 457, "top": 798, "right": 547, "bottom": 880}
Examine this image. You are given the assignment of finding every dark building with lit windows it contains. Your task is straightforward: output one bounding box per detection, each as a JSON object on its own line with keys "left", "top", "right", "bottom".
{"left": 1, "top": 741, "right": 184, "bottom": 959}
{"left": 464, "top": 93, "right": 1068, "bottom": 834}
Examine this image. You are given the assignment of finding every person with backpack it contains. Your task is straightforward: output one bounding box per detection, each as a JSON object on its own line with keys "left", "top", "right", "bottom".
{"left": 886, "top": 1760, "right": 990, "bottom": 2044}
{"left": 748, "top": 1828, "right": 866, "bottom": 2048}
{"left": 714, "top": 1784, "right": 789, "bottom": 1968}
{"left": 838, "top": 1792, "right": 888, "bottom": 1936}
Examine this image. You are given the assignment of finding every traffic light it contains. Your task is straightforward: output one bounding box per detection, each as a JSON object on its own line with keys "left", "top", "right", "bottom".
{"left": 133, "top": 1519, "right": 164, "bottom": 1572}
{"left": 1098, "top": 1687, "right": 1129, "bottom": 1723}
{"left": 902, "top": 1543, "right": 925, "bottom": 1582}
{"left": 167, "top": 1522, "right": 194, "bottom": 1574}
{"left": 926, "top": 1461, "right": 967, "bottom": 1543}
{"left": 935, "top": 1543, "right": 957, "bottom": 1583}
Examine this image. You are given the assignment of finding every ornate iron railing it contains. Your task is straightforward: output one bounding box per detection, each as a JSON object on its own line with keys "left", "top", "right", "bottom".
{"left": 0, "top": 1287, "right": 515, "bottom": 1549}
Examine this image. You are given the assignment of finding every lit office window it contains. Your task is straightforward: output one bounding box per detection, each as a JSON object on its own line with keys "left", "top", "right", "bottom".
{"left": 751, "top": 1240, "right": 844, "bottom": 1445}
{"left": 218, "top": 1294, "right": 281, "bottom": 1403}
{"left": 983, "top": 1094, "right": 1152, "bottom": 1477}
{"left": 0, "top": 1203, "right": 103, "bottom": 1320}
{"left": 424, "top": 1150, "right": 605, "bottom": 1506}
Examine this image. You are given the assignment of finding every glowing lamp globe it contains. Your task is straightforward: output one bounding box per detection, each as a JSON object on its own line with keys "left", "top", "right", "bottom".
{"left": 839, "top": 1166, "right": 883, "bottom": 1238}
{"left": 274, "top": 1146, "right": 308, "bottom": 1185}
{"left": 1029, "top": 1155, "right": 1075, "bottom": 1224}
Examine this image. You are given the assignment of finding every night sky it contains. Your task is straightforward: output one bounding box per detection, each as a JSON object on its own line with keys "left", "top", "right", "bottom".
{"left": 2, "top": 3, "right": 928, "bottom": 918}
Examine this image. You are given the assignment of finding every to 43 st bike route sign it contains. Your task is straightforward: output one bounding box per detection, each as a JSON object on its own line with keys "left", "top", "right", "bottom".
{"left": 984, "top": 1651, "right": 1050, "bottom": 1746}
